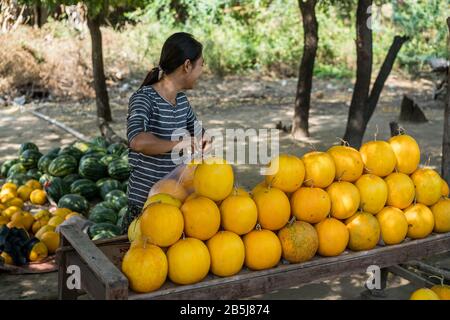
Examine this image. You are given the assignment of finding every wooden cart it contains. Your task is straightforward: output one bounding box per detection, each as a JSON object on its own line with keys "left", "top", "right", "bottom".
{"left": 56, "top": 225, "right": 450, "bottom": 300}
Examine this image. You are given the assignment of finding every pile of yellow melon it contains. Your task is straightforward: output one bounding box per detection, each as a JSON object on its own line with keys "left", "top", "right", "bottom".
{"left": 0, "top": 180, "right": 81, "bottom": 265}
{"left": 121, "top": 134, "right": 450, "bottom": 294}
{"left": 410, "top": 283, "right": 450, "bottom": 300}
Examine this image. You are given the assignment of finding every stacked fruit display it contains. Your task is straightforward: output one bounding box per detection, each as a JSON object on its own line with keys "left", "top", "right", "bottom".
{"left": 121, "top": 134, "right": 450, "bottom": 294}
{"left": 0, "top": 138, "right": 131, "bottom": 243}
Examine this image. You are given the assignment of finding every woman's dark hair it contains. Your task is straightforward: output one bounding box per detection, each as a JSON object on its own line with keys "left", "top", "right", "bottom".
{"left": 140, "top": 32, "right": 203, "bottom": 88}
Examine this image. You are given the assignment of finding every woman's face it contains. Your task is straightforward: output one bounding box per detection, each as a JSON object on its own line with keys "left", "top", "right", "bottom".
{"left": 183, "top": 56, "right": 204, "bottom": 89}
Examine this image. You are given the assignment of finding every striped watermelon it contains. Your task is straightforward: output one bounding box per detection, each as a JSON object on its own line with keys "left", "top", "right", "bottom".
{"left": 48, "top": 155, "right": 78, "bottom": 177}
{"left": 78, "top": 156, "right": 107, "bottom": 181}
{"left": 108, "top": 159, "right": 130, "bottom": 181}
{"left": 70, "top": 179, "right": 98, "bottom": 200}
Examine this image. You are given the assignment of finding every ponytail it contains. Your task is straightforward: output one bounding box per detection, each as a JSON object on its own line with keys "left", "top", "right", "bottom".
{"left": 140, "top": 32, "right": 203, "bottom": 89}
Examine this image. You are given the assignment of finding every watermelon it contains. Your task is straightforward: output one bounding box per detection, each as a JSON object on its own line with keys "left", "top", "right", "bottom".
{"left": 70, "top": 179, "right": 98, "bottom": 200}
{"left": 6, "top": 173, "right": 28, "bottom": 186}
{"left": 78, "top": 157, "right": 107, "bottom": 181}
{"left": 89, "top": 207, "right": 117, "bottom": 224}
{"left": 1, "top": 159, "right": 19, "bottom": 178}
{"left": 63, "top": 173, "right": 81, "bottom": 186}
{"left": 46, "top": 147, "right": 61, "bottom": 158}
{"left": 39, "top": 173, "right": 52, "bottom": 186}
{"left": 72, "top": 141, "right": 91, "bottom": 153}
{"left": 105, "top": 190, "right": 127, "bottom": 211}
{"left": 37, "top": 154, "right": 57, "bottom": 174}
{"left": 116, "top": 206, "right": 128, "bottom": 227}
{"left": 100, "top": 154, "right": 119, "bottom": 166}
{"left": 96, "top": 177, "right": 111, "bottom": 188}
{"left": 99, "top": 179, "right": 121, "bottom": 199}
{"left": 108, "top": 159, "right": 130, "bottom": 181}
{"left": 19, "top": 142, "right": 39, "bottom": 155}
{"left": 92, "top": 231, "right": 118, "bottom": 241}
{"left": 58, "top": 146, "right": 83, "bottom": 162}
{"left": 93, "top": 201, "right": 117, "bottom": 211}
{"left": 90, "top": 136, "right": 109, "bottom": 149}
{"left": 58, "top": 194, "right": 90, "bottom": 215}
{"left": 48, "top": 155, "right": 78, "bottom": 177}
{"left": 121, "top": 179, "right": 128, "bottom": 193}
{"left": 88, "top": 223, "right": 121, "bottom": 239}
{"left": 19, "top": 149, "right": 43, "bottom": 169}
{"left": 107, "top": 143, "right": 127, "bottom": 156}
{"left": 7, "top": 163, "right": 27, "bottom": 177}
{"left": 43, "top": 177, "right": 69, "bottom": 203}
{"left": 26, "top": 168, "right": 42, "bottom": 181}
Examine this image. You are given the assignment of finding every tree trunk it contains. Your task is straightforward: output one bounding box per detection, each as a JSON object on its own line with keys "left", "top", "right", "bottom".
{"left": 33, "top": 1, "right": 48, "bottom": 28}
{"left": 87, "top": 13, "right": 112, "bottom": 122}
{"left": 291, "top": 0, "right": 318, "bottom": 140}
{"left": 343, "top": 0, "right": 373, "bottom": 148}
{"left": 442, "top": 18, "right": 450, "bottom": 183}
{"left": 365, "top": 35, "right": 409, "bottom": 123}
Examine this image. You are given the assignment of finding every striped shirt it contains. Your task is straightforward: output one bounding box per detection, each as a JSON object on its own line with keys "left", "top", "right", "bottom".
{"left": 126, "top": 85, "right": 200, "bottom": 210}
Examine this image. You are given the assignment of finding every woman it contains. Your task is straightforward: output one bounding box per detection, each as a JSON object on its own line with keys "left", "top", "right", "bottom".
{"left": 123, "top": 32, "right": 208, "bottom": 232}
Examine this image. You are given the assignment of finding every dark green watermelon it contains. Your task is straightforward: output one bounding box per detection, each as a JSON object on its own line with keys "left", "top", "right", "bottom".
{"left": 26, "top": 168, "right": 42, "bottom": 181}
{"left": 88, "top": 223, "right": 121, "bottom": 239}
{"left": 43, "top": 176, "right": 69, "bottom": 203}
{"left": 93, "top": 201, "right": 117, "bottom": 212}
{"left": 19, "top": 149, "right": 43, "bottom": 169}
{"left": 37, "top": 154, "right": 57, "bottom": 174}
{"left": 58, "top": 146, "right": 83, "bottom": 162}
{"left": 91, "top": 230, "right": 119, "bottom": 241}
{"left": 107, "top": 143, "right": 127, "bottom": 156}
{"left": 39, "top": 173, "right": 52, "bottom": 186}
{"left": 99, "top": 179, "right": 122, "bottom": 199}
{"left": 70, "top": 179, "right": 98, "bottom": 200}
{"left": 88, "top": 206, "right": 117, "bottom": 224}
{"left": 105, "top": 190, "right": 127, "bottom": 211}
{"left": 90, "top": 136, "right": 109, "bottom": 149}
{"left": 121, "top": 179, "right": 128, "bottom": 193}
{"left": 7, "top": 163, "right": 27, "bottom": 177}
{"left": 58, "top": 194, "right": 90, "bottom": 215}
{"left": 108, "top": 159, "right": 130, "bottom": 181}
{"left": 48, "top": 155, "right": 78, "bottom": 177}
{"left": 19, "top": 142, "right": 39, "bottom": 155}
{"left": 6, "top": 173, "right": 28, "bottom": 186}
{"left": 1, "top": 159, "right": 19, "bottom": 178}
{"left": 63, "top": 173, "right": 81, "bottom": 186}
{"left": 99, "top": 154, "right": 119, "bottom": 166}
{"left": 78, "top": 157, "right": 107, "bottom": 181}
{"left": 96, "top": 177, "right": 111, "bottom": 188}
{"left": 46, "top": 147, "right": 61, "bottom": 158}
{"left": 116, "top": 206, "right": 128, "bottom": 227}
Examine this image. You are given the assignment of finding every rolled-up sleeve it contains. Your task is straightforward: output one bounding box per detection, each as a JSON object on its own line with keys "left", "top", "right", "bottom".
{"left": 127, "top": 92, "right": 153, "bottom": 143}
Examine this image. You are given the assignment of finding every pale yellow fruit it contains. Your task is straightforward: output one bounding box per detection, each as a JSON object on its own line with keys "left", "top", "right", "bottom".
{"left": 384, "top": 172, "right": 415, "bottom": 209}
{"left": 355, "top": 174, "right": 388, "bottom": 214}
{"left": 403, "top": 204, "right": 435, "bottom": 239}
{"left": 430, "top": 198, "right": 450, "bottom": 233}
{"left": 360, "top": 140, "right": 397, "bottom": 177}
{"left": 376, "top": 207, "right": 408, "bottom": 245}
{"left": 327, "top": 181, "right": 360, "bottom": 219}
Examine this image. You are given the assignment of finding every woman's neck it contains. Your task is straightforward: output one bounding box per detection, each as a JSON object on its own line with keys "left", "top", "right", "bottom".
{"left": 153, "top": 77, "right": 182, "bottom": 106}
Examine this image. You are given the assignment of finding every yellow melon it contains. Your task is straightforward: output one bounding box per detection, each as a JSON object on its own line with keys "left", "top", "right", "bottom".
{"left": 17, "top": 185, "right": 33, "bottom": 202}
{"left": 52, "top": 207, "right": 72, "bottom": 219}
{"left": 302, "top": 151, "right": 336, "bottom": 188}
{"left": 1, "top": 182, "right": 17, "bottom": 192}
{"left": 143, "top": 193, "right": 182, "bottom": 209}
{"left": 251, "top": 181, "right": 267, "bottom": 196}
{"left": 181, "top": 196, "right": 220, "bottom": 241}
{"left": 167, "top": 237, "right": 210, "bottom": 285}
{"left": 410, "top": 288, "right": 440, "bottom": 300}
{"left": 327, "top": 145, "right": 364, "bottom": 182}
{"left": 404, "top": 204, "right": 434, "bottom": 239}
{"left": 40, "top": 231, "right": 60, "bottom": 254}
{"left": 345, "top": 212, "right": 381, "bottom": 251}
{"left": 376, "top": 206, "right": 408, "bottom": 245}
{"left": 5, "top": 197, "right": 24, "bottom": 208}
{"left": 252, "top": 187, "right": 290, "bottom": 231}
{"left": 441, "top": 179, "right": 449, "bottom": 197}
{"left": 290, "top": 187, "right": 330, "bottom": 223}
{"left": 388, "top": 134, "right": 420, "bottom": 174}
{"left": 430, "top": 198, "right": 450, "bottom": 233}
{"left": 207, "top": 231, "right": 245, "bottom": 277}
{"left": 359, "top": 140, "right": 397, "bottom": 177}
{"left": 384, "top": 172, "right": 415, "bottom": 209}
{"left": 243, "top": 229, "right": 281, "bottom": 271}
{"left": 220, "top": 195, "right": 257, "bottom": 235}
{"left": 265, "top": 154, "right": 305, "bottom": 193}
{"left": 140, "top": 203, "right": 184, "bottom": 247}
{"left": 30, "top": 189, "right": 47, "bottom": 205}
{"left": 193, "top": 157, "right": 234, "bottom": 201}
{"left": 431, "top": 284, "right": 450, "bottom": 300}
{"left": 150, "top": 179, "right": 188, "bottom": 202}
{"left": 411, "top": 168, "right": 443, "bottom": 206}
{"left": 327, "top": 181, "right": 360, "bottom": 219}
{"left": 278, "top": 220, "right": 318, "bottom": 263}
{"left": 315, "top": 218, "right": 349, "bottom": 257}
{"left": 122, "top": 244, "right": 168, "bottom": 293}
{"left": 25, "top": 179, "right": 42, "bottom": 190}
{"left": 127, "top": 217, "right": 142, "bottom": 242}
{"left": 355, "top": 174, "right": 388, "bottom": 214}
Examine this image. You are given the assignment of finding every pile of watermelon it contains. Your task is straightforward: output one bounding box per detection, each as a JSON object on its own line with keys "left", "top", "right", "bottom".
{"left": 0, "top": 137, "right": 130, "bottom": 241}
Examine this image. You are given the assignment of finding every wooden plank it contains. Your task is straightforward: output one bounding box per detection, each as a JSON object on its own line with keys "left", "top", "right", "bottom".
{"left": 129, "top": 233, "right": 450, "bottom": 300}
{"left": 58, "top": 225, "right": 129, "bottom": 300}
{"left": 387, "top": 265, "right": 436, "bottom": 287}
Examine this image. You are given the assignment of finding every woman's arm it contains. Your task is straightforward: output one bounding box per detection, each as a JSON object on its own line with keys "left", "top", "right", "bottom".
{"left": 129, "top": 132, "right": 179, "bottom": 155}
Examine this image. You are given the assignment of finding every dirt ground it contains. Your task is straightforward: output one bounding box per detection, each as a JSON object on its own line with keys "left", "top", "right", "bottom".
{"left": 0, "top": 73, "right": 448, "bottom": 299}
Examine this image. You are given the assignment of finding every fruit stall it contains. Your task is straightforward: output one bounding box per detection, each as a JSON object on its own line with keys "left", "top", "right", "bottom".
{"left": 1, "top": 131, "right": 449, "bottom": 299}
{"left": 51, "top": 133, "right": 450, "bottom": 300}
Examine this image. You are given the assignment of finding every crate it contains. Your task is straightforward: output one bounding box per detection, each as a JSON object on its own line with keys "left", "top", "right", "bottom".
{"left": 56, "top": 225, "right": 450, "bottom": 300}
